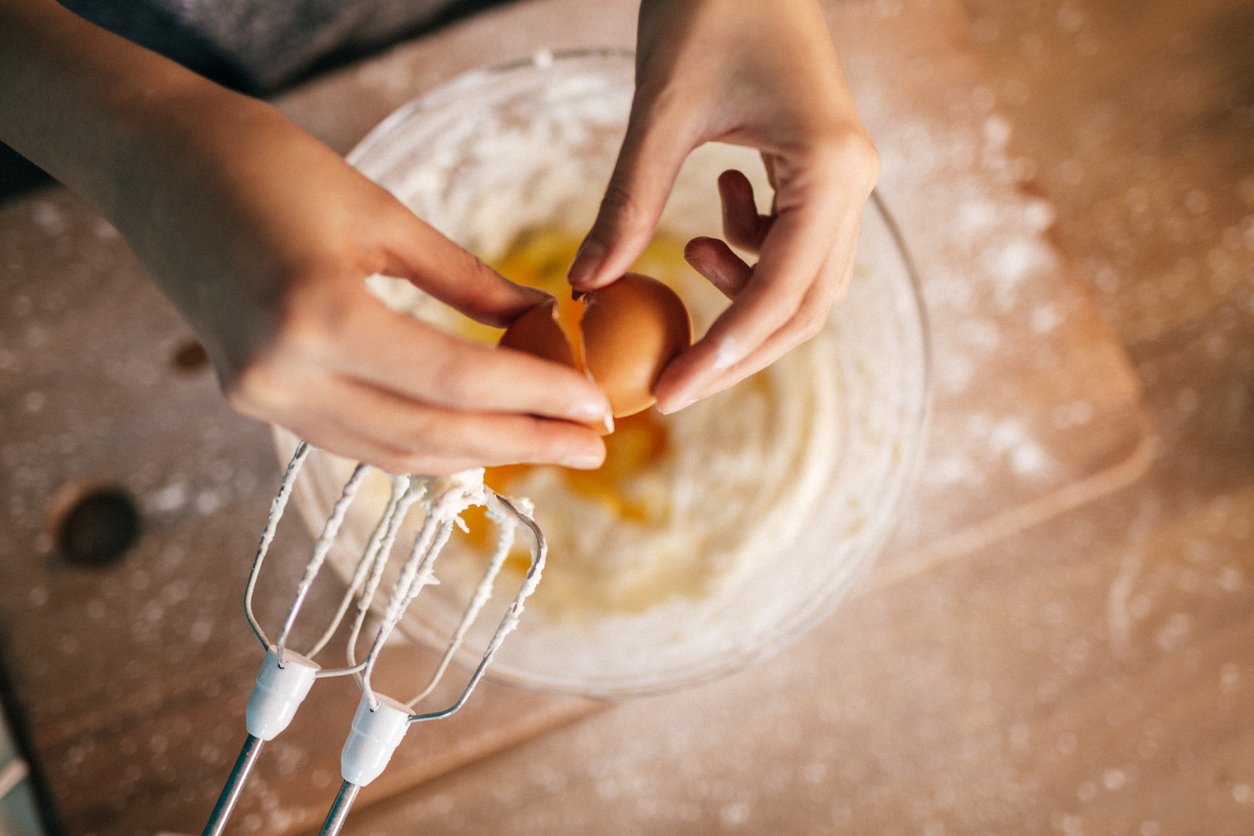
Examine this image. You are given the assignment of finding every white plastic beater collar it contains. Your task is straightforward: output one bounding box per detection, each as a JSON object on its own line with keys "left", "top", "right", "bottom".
{"left": 340, "top": 694, "right": 410, "bottom": 787}
{"left": 245, "top": 648, "right": 320, "bottom": 741}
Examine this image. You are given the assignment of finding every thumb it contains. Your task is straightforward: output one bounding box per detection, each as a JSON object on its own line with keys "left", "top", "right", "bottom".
{"left": 568, "top": 106, "right": 694, "bottom": 291}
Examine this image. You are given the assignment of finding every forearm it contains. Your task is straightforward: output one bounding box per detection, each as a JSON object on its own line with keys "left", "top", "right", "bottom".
{"left": 0, "top": 0, "right": 228, "bottom": 216}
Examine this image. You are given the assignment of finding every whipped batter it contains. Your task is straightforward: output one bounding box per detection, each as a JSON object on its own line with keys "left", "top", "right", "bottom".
{"left": 344, "top": 61, "right": 847, "bottom": 619}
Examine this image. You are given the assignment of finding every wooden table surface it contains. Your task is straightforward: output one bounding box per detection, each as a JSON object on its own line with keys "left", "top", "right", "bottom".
{"left": 0, "top": 0, "right": 1248, "bottom": 833}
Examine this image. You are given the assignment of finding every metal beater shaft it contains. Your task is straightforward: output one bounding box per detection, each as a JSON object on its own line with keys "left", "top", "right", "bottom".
{"left": 319, "top": 780, "right": 361, "bottom": 836}
{"left": 202, "top": 734, "right": 265, "bottom": 836}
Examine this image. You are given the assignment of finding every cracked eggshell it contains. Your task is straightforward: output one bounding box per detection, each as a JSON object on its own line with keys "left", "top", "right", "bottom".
{"left": 582, "top": 274, "right": 692, "bottom": 418}
{"left": 498, "top": 273, "right": 692, "bottom": 420}
{"left": 498, "top": 299, "right": 577, "bottom": 368}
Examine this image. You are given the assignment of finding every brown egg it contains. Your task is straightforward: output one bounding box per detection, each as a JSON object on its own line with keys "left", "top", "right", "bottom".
{"left": 498, "top": 300, "right": 575, "bottom": 367}
{"left": 499, "top": 273, "right": 692, "bottom": 421}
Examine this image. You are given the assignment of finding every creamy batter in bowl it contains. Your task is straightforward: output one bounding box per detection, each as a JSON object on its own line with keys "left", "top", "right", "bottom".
{"left": 275, "top": 51, "right": 929, "bottom": 697}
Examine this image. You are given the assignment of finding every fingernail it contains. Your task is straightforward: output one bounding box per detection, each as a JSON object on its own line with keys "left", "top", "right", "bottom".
{"left": 682, "top": 238, "right": 705, "bottom": 266}
{"left": 713, "top": 338, "right": 744, "bottom": 371}
{"left": 657, "top": 390, "right": 697, "bottom": 415}
{"left": 568, "top": 238, "right": 605, "bottom": 286}
{"left": 562, "top": 450, "right": 605, "bottom": 470}
{"left": 568, "top": 399, "right": 612, "bottom": 423}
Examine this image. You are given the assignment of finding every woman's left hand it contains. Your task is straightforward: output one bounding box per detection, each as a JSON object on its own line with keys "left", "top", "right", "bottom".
{"left": 567, "top": 0, "right": 879, "bottom": 413}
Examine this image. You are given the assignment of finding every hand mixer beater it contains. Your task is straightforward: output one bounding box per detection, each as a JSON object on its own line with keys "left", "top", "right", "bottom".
{"left": 203, "top": 441, "right": 546, "bottom": 835}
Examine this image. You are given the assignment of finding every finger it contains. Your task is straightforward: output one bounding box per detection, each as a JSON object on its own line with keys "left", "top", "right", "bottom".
{"left": 329, "top": 296, "right": 612, "bottom": 424}
{"left": 244, "top": 374, "right": 472, "bottom": 474}
{"left": 280, "top": 410, "right": 562, "bottom": 477}
{"left": 683, "top": 236, "right": 753, "bottom": 299}
{"left": 373, "top": 200, "right": 548, "bottom": 327}
{"left": 568, "top": 101, "right": 697, "bottom": 292}
{"left": 657, "top": 200, "right": 848, "bottom": 411}
{"left": 276, "top": 415, "right": 433, "bottom": 476}
{"left": 829, "top": 224, "right": 861, "bottom": 306}
{"left": 670, "top": 231, "right": 856, "bottom": 407}
{"left": 762, "top": 152, "right": 780, "bottom": 203}
{"left": 292, "top": 417, "right": 512, "bottom": 477}
{"left": 297, "top": 373, "right": 606, "bottom": 473}
{"left": 718, "top": 170, "right": 771, "bottom": 253}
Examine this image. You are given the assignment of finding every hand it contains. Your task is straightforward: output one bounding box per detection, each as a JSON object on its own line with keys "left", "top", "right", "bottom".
{"left": 113, "top": 92, "right": 611, "bottom": 474}
{"left": 0, "top": 0, "right": 612, "bottom": 474}
{"left": 567, "top": 0, "right": 879, "bottom": 413}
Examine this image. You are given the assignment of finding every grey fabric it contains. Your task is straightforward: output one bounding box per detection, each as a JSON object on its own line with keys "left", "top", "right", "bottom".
{"left": 60, "top": 0, "right": 474, "bottom": 92}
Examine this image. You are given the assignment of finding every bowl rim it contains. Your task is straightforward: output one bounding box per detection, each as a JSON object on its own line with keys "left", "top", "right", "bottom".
{"left": 347, "top": 47, "right": 639, "bottom": 168}
{"left": 308, "top": 49, "right": 935, "bottom": 698}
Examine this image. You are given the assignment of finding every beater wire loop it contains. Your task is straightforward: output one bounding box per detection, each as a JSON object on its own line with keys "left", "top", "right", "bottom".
{"left": 210, "top": 444, "right": 545, "bottom": 836}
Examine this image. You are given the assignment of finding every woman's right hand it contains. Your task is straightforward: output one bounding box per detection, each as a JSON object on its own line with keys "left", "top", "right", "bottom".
{"left": 116, "top": 92, "right": 612, "bottom": 475}
{"left": 1, "top": 0, "right": 611, "bottom": 475}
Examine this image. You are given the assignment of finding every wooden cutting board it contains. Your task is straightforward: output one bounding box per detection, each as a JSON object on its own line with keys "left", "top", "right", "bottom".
{"left": 0, "top": 0, "right": 1151, "bottom": 832}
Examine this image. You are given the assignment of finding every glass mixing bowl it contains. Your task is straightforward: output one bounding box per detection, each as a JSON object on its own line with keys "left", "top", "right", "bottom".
{"left": 275, "top": 50, "right": 929, "bottom": 698}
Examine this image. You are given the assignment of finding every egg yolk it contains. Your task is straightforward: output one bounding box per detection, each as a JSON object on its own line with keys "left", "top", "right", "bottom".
{"left": 553, "top": 292, "right": 586, "bottom": 372}
{"left": 457, "top": 227, "right": 690, "bottom": 563}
